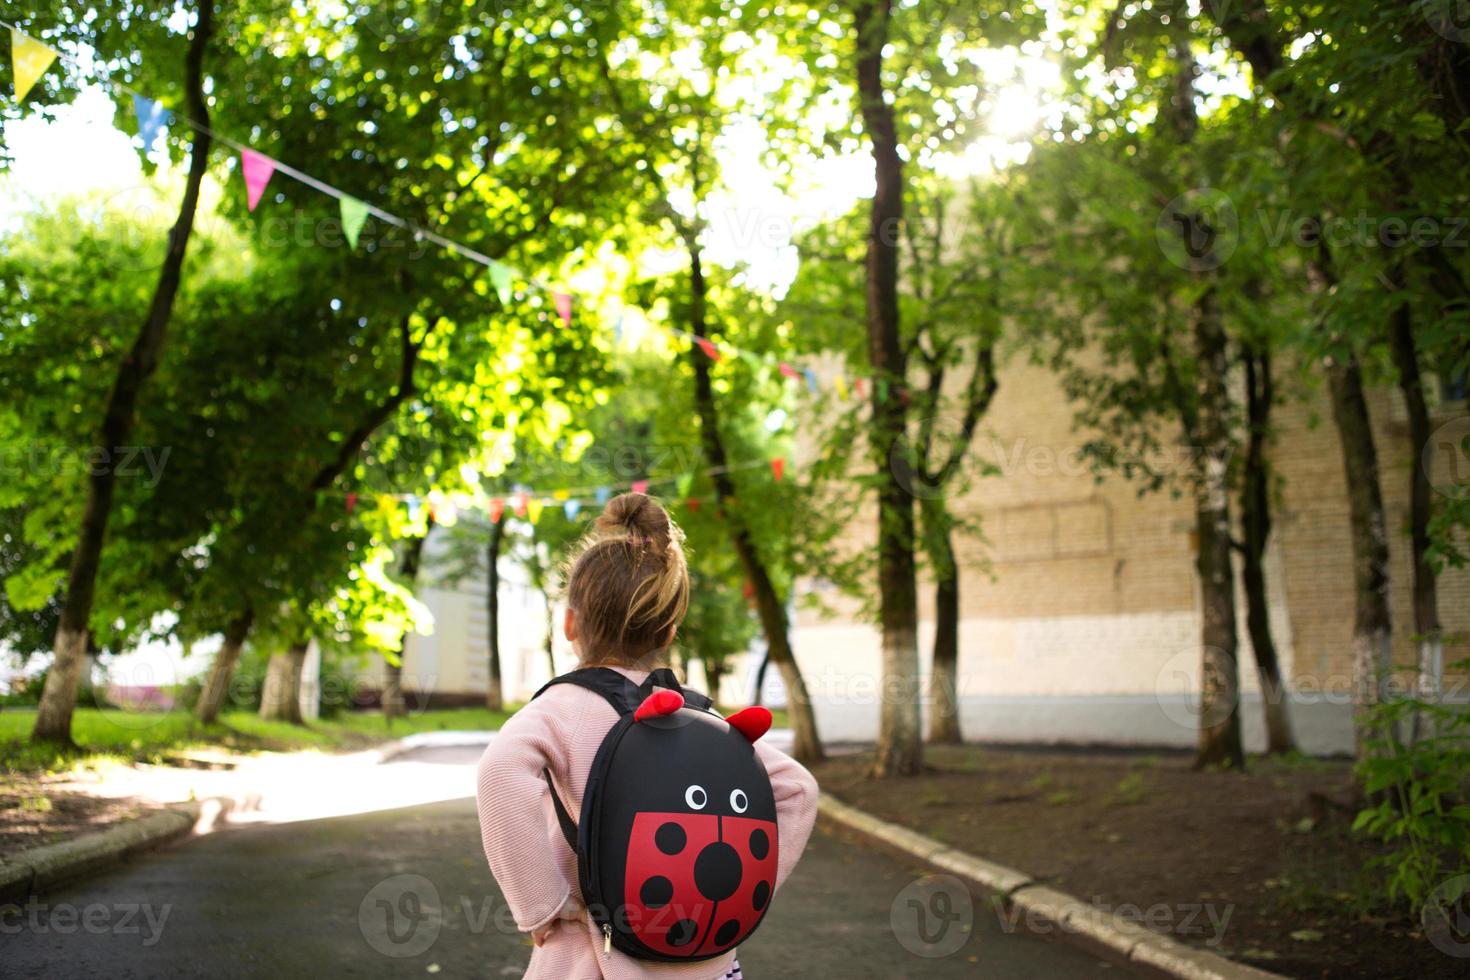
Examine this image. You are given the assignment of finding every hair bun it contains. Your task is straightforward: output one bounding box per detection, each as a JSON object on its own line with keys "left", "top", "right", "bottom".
{"left": 595, "top": 492, "right": 673, "bottom": 553}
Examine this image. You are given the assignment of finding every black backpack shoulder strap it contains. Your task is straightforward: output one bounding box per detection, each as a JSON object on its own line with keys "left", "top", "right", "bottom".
{"left": 533, "top": 668, "right": 643, "bottom": 852}
{"left": 532, "top": 666, "right": 644, "bottom": 715}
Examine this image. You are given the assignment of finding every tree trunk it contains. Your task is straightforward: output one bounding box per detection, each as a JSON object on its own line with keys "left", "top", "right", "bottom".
{"left": 485, "top": 510, "right": 506, "bottom": 711}
{"left": 1325, "top": 353, "right": 1394, "bottom": 757}
{"left": 1161, "top": 39, "right": 1243, "bottom": 769}
{"left": 259, "top": 640, "right": 308, "bottom": 724}
{"left": 684, "top": 243, "right": 825, "bottom": 763}
{"left": 384, "top": 526, "right": 431, "bottom": 719}
{"left": 1240, "top": 346, "right": 1296, "bottom": 754}
{"left": 1206, "top": 0, "right": 1395, "bottom": 759}
{"left": 195, "top": 607, "right": 254, "bottom": 724}
{"left": 32, "top": 0, "right": 215, "bottom": 747}
{"left": 927, "top": 506, "right": 962, "bottom": 745}
{"left": 855, "top": 0, "right": 921, "bottom": 778}
{"left": 543, "top": 589, "right": 557, "bottom": 679}
{"left": 1387, "top": 274, "right": 1443, "bottom": 737}
{"left": 706, "top": 659, "right": 726, "bottom": 709}
{"left": 1190, "top": 287, "right": 1245, "bottom": 770}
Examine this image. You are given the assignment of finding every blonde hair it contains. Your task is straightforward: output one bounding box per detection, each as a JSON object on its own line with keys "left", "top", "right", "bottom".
{"left": 564, "top": 492, "right": 690, "bottom": 663}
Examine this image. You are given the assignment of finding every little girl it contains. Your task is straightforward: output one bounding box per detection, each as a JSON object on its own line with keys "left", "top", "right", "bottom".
{"left": 476, "top": 492, "right": 818, "bottom": 979}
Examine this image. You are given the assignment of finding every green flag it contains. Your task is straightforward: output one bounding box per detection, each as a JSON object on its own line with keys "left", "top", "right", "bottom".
{"left": 489, "top": 262, "right": 514, "bottom": 306}
{"left": 340, "top": 195, "right": 369, "bottom": 250}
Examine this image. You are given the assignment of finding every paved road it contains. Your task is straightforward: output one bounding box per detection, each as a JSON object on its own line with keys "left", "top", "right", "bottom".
{"left": 3, "top": 747, "right": 1117, "bottom": 979}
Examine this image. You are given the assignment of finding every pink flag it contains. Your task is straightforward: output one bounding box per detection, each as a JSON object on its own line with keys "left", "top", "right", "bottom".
{"left": 554, "top": 293, "right": 573, "bottom": 326}
{"left": 695, "top": 337, "right": 722, "bottom": 362}
{"left": 778, "top": 362, "right": 800, "bottom": 380}
{"left": 631, "top": 480, "right": 650, "bottom": 495}
{"left": 241, "top": 148, "right": 276, "bottom": 212}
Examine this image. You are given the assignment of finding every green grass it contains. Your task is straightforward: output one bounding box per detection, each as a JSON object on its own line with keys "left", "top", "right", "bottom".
{"left": 0, "top": 705, "right": 515, "bottom": 774}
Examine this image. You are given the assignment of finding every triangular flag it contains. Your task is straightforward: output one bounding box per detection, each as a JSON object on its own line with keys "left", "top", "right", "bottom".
{"left": 487, "top": 498, "right": 505, "bottom": 523}
{"left": 489, "top": 262, "right": 513, "bottom": 306}
{"left": 595, "top": 487, "right": 612, "bottom": 505}
{"left": 377, "top": 494, "right": 397, "bottom": 515}
{"left": 778, "top": 362, "right": 800, "bottom": 381}
{"left": 677, "top": 473, "right": 694, "bottom": 499}
{"left": 340, "top": 195, "right": 369, "bottom": 249}
{"left": 771, "top": 457, "right": 786, "bottom": 482}
{"left": 687, "top": 497, "right": 701, "bottom": 513}
{"left": 513, "top": 493, "right": 529, "bottom": 517}
{"left": 132, "top": 94, "right": 171, "bottom": 153}
{"left": 804, "top": 370, "right": 819, "bottom": 395}
{"left": 835, "top": 375, "right": 849, "bottom": 402}
{"left": 526, "top": 498, "right": 545, "bottom": 524}
{"left": 564, "top": 499, "right": 582, "bottom": 521}
{"left": 613, "top": 313, "right": 625, "bottom": 346}
{"left": 695, "top": 337, "right": 722, "bottom": 362}
{"left": 346, "top": 492, "right": 358, "bottom": 514}
{"left": 554, "top": 293, "right": 573, "bottom": 326}
{"left": 631, "top": 479, "right": 650, "bottom": 495}
{"left": 878, "top": 379, "right": 889, "bottom": 403}
{"left": 405, "top": 495, "right": 421, "bottom": 520}
{"left": 854, "top": 377, "right": 867, "bottom": 397}
{"left": 240, "top": 149, "right": 276, "bottom": 212}
{"left": 11, "top": 30, "right": 57, "bottom": 104}
{"left": 552, "top": 489, "right": 570, "bottom": 502}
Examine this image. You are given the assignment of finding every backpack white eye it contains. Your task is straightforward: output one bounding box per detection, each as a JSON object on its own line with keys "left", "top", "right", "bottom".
{"left": 730, "top": 789, "right": 749, "bottom": 813}
{"left": 685, "top": 785, "right": 708, "bottom": 809}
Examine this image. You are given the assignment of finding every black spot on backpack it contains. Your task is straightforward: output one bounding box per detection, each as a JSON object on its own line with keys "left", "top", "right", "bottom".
{"left": 533, "top": 667, "right": 777, "bottom": 961}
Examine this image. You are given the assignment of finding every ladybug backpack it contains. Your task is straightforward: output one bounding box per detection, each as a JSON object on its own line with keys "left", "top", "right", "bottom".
{"left": 532, "top": 666, "right": 778, "bottom": 961}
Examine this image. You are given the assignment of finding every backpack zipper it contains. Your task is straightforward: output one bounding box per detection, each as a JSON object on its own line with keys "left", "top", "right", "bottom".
{"left": 603, "top": 923, "right": 613, "bottom": 954}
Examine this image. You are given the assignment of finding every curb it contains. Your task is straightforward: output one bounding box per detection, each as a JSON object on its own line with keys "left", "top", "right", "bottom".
{"left": 0, "top": 797, "right": 229, "bottom": 905}
{"left": 371, "top": 729, "right": 494, "bottom": 764}
{"left": 817, "top": 794, "right": 1286, "bottom": 980}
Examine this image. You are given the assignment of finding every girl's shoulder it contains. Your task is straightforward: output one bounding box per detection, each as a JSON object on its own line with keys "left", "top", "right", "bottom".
{"left": 503, "top": 678, "right": 625, "bottom": 736}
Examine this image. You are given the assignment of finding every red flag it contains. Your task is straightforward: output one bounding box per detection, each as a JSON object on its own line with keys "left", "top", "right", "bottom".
{"left": 687, "top": 497, "right": 701, "bottom": 513}
{"left": 514, "top": 493, "right": 529, "bottom": 517}
{"left": 631, "top": 479, "right": 650, "bottom": 495}
{"left": 695, "top": 337, "right": 721, "bottom": 362}
{"left": 488, "top": 498, "right": 505, "bottom": 523}
{"left": 554, "top": 293, "right": 573, "bottom": 326}
{"left": 346, "top": 492, "right": 357, "bottom": 514}
{"left": 854, "top": 377, "right": 867, "bottom": 397}
{"left": 771, "top": 457, "right": 785, "bottom": 482}
{"left": 778, "top": 362, "right": 800, "bottom": 380}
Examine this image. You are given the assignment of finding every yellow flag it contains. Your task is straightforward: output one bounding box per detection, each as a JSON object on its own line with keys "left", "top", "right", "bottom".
{"left": 835, "top": 375, "right": 849, "bottom": 402}
{"left": 11, "top": 30, "right": 58, "bottom": 103}
{"left": 526, "top": 498, "right": 546, "bottom": 524}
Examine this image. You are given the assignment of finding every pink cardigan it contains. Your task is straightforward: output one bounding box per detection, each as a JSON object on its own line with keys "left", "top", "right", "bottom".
{"left": 476, "top": 668, "right": 819, "bottom": 980}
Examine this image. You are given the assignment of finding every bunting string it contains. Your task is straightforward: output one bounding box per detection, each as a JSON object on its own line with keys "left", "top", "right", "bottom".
{"left": 4, "top": 24, "right": 879, "bottom": 400}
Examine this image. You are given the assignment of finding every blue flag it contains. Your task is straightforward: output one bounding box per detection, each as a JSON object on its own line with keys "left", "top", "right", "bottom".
{"left": 132, "top": 94, "right": 171, "bottom": 153}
